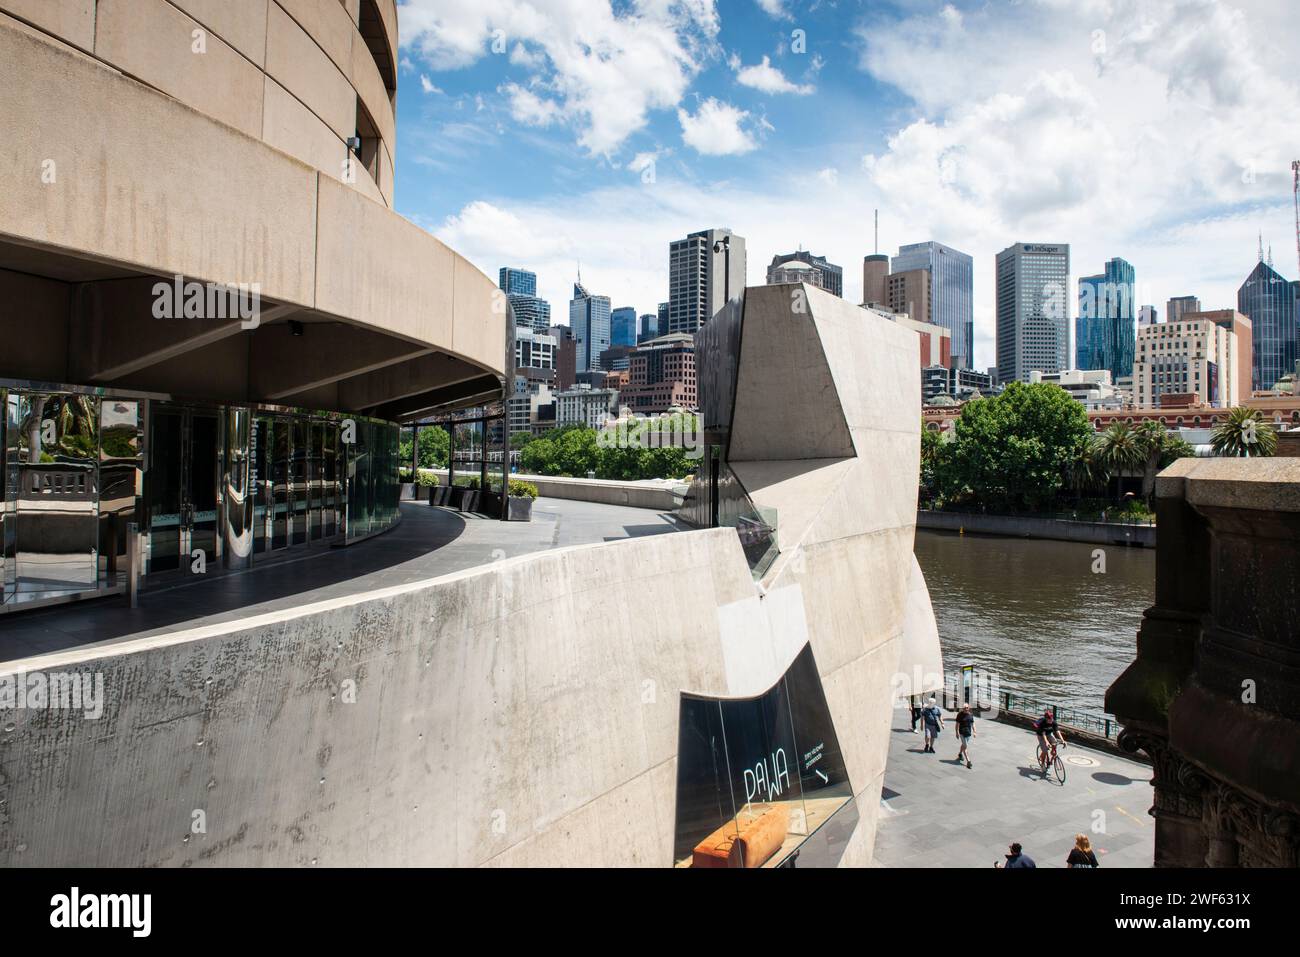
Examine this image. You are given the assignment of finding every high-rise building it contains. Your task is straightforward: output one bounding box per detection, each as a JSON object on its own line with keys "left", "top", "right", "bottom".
{"left": 569, "top": 282, "right": 611, "bottom": 372}
{"left": 1166, "top": 295, "right": 1201, "bottom": 325}
{"left": 1075, "top": 257, "right": 1136, "bottom": 383}
{"left": 995, "top": 243, "right": 1070, "bottom": 384}
{"left": 499, "top": 267, "right": 537, "bottom": 297}
{"left": 886, "top": 268, "right": 931, "bottom": 325}
{"left": 499, "top": 267, "right": 551, "bottom": 332}
{"left": 658, "top": 301, "right": 669, "bottom": 331}
{"left": 1134, "top": 315, "right": 1240, "bottom": 408}
{"left": 638, "top": 312, "right": 659, "bottom": 343}
{"left": 548, "top": 324, "right": 578, "bottom": 390}
{"left": 767, "top": 251, "right": 843, "bottom": 297}
{"left": 862, "top": 254, "right": 889, "bottom": 307}
{"left": 611, "top": 306, "right": 638, "bottom": 348}
{"left": 668, "top": 228, "right": 747, "bottom": 334}
{"left": 1138, "top": 305, "right": 1158, "bottom": 326}
{"left": 619, "top": 333, "right": 698, "bottom": 414}
{"left": 891, "top": 242, "right": 974, "bottom": 369}
{"left": 1237, "top": 259, "right": 1299, "bottom": 392}
{"left": 514, "top": 327, "right": 556, "bottom": 371}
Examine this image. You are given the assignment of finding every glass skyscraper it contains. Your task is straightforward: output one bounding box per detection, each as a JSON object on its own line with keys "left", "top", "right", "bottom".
{"left": 569, "top": 282, "right": 611, "bottom": 372}
{"left": 1238, "top": 259, "right": 1300, "bottom": 391}
{"left": 890, "top": 241, "right": 974, "bottom": 369}
{"left": 499, "top": 266, "right": 551, "bottom": 332}
{"left": 611, "top": 306, "right": 638, "bottom": 348}
{"left": 1075, "top": 257, "right": 1135, "bottom": 382}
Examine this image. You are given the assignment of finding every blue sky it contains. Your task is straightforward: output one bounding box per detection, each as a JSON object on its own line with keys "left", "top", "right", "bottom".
{"left": 392, "top": 0, "right": 1300, "bottom": 369}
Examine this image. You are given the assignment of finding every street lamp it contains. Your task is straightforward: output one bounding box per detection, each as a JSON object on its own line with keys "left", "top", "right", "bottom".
{"left": 712, "top": 234, "right": 731, "bottom": 305}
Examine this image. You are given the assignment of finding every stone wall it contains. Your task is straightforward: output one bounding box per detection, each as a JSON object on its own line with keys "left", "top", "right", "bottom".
{"left": 1106, "top": 457, "right": 1300, "bottom": 867}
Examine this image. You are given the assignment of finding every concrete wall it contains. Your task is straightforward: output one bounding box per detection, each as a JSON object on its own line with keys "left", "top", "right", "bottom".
{"left": 429, "top": 470, "right": 686, "bottom": 511}
{"left": 0, "top": 14, "right": 505, "bottom": 413}
{"left": 1, "top": 0, "right": 396, "bottom": 204}
{"left": 1, "top": 527, "right": 818, "bottom": 867}
{"left": 918, "top": 509, "right": 1156, "bottom": 548}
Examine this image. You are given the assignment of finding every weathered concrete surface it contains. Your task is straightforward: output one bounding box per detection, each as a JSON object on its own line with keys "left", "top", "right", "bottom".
{"left": 0, "top": 527, "right": 784, "bottom": 867}
{"left": 918, "top": 510, "right": 1156, "bottom": 548}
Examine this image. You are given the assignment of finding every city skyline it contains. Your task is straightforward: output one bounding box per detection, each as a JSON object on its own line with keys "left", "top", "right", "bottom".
{"left": 395, "top": 0, "right": 1300, "bottom": 370}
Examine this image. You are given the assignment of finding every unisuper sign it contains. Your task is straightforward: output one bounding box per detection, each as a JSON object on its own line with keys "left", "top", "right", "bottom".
{"left": 1022, "top": 244, "right": 1066, "bottom": 254}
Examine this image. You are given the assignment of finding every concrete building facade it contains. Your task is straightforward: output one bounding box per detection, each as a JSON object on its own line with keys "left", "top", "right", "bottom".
{"left": 1134, "top": 315, "right": 1239, "bottom": 409}
{"left": 0, "top": 1, "right": 505, "bottom": 609}
{"left": 668, "top": 228, "right": 746, "bottom": 335}
{"left": 996, "top": 243, "right": 1070, "bottom": 383}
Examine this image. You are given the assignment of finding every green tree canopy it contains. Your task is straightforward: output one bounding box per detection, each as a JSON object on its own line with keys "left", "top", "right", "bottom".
{"left": 939, "top": 382, "right": 1092, "bottom": 511}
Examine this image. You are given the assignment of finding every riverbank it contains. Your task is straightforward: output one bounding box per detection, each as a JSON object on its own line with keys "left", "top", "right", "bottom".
{"left": 918, "top": 509, "right": 1155, "bottom": 547}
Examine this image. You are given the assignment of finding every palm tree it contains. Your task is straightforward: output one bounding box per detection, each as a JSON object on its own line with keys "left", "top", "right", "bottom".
{"left": 1211, "top": 406, "right": 1278, "bottom": 457}
{"left": 1065, "top": 436, "right": 1104, "bottom": 502}
{"left": 1092, "top": 423, "right": 1145, "bottom": 502}
{"left": 1133, "top": 420, "right": 1170, "bottom": 502}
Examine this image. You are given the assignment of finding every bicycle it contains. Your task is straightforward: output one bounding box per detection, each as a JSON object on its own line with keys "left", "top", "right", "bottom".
{"left": 1033, "top": 739, "right": 1066, "bottom": 784}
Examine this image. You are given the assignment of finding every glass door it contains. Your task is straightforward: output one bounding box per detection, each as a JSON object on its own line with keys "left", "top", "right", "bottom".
{"left": 147, "top": 409, "right": 183, "bottom": 573}
{"left": 291, "top": 420, "right": 308, "bottom": 545}
{"left": 252, "top": 416, "right": 271, "bottom": 555}
{"left": 272, "top": 419, "right": 289, "bottom": 550}
{"left": 147, "top": 407, "right": 220, "bottom": 575}
{"left": 309, "top": 422, "right": 323, "bottom": 542}
{"left": 189, "top": 412, "right": 219, "bottom": 569}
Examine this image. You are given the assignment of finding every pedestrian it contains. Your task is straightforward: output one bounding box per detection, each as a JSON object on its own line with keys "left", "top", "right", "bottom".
{"left": 909, "top": 695, "right": 922, "bottom": 734}
{"left": 955, "top": 702, "right": 975, "bottom": 768}
{"left": 921, "top": 696, "right": 943, "bottom": 753}
{"left": 997, "top": 842, "right": 1036, "bottom": 868}
{"left": 1066, "top": 834, "right": 1099, "bottom": 868}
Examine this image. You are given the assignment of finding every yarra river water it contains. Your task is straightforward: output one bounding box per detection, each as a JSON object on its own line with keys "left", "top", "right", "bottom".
{"left": 914, "top": 528, "right": 1155, "bottom": 716}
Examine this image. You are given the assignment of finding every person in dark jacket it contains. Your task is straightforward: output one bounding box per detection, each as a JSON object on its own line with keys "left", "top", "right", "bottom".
{"left": 1067, "top": 834, "right": 1100, "bottom": 868}
{"left": 998, "top": 843, "right": 1036, "bottom": 868}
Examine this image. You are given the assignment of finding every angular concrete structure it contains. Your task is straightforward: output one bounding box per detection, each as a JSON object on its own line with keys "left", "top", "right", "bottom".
{"left": 0, "top": 283, "right": 938, "bottom": 866}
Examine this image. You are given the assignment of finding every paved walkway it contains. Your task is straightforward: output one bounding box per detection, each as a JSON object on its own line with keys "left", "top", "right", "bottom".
{"left": 0, "top": 498, "right": 683, "bottom": 664}
{"left": 874, "top": 703, "right": 1155, "bottom": 868}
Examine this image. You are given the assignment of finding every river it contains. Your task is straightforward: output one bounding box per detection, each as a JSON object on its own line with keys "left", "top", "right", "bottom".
{"left": 914, "top": 528, "right": 1155, "bottom": 716}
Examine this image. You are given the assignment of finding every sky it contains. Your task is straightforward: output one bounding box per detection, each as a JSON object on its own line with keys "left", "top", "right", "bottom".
{"left": 392, "top": 0, "right": 1300, "bottom": 370}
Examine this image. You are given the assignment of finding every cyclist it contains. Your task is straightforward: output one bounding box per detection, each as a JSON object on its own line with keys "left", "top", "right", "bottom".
{"left": 1032, "top": 707, "right": 1065, "bottom": 772}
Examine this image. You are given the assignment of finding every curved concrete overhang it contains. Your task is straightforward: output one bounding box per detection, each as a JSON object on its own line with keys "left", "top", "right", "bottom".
{"left": 0, "top": 19, "right": 504, "bottom": 421}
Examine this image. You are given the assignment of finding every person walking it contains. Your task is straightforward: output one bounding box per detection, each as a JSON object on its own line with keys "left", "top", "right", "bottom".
{"left": 955, "top": 702, "right": 975, "bottom": 768}
{"left": 920, "top": 696, "right": 943, "bottom": 753}
{"left": 1066, "top": 834, "right": 1100, "bottom": 868}
{"left": 909, "top": 695, "right": 922, "bottom": 734}
{"left": 997, "top": 843, "right": 1036, "bottom": 868}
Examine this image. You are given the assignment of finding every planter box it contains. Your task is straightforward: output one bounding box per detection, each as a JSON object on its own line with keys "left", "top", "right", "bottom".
{"left": 400, "top": 482, "right": 416, "bottom": 501}
{"left": 434, "top": 485, "right": 451, "bottom": 507}
{"left": 507, "top": 496, "right": 534, "bottom": 521}
{"left": 461, "top": 490, "right": 479, "bottom": 512}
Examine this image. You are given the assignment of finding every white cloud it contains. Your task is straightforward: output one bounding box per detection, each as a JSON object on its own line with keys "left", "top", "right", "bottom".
{"left": 754, "top": 0, "right": 789, "bottom": 19}
{"left": 678, "top": 98, "right": 759, "bottom": 155}
{"left": 854, "top": 0, "right": 1300, "bottom": 366}
{"left": 399, "top": 0, "right": 720, "bottom": 155}
{"left": 501, "top": 82, "right": 562, "bottom": 126}
{"left": 817, "top": 167, "right": 838, "bottom": 186}
{"left": 735, "top": 55, "right": 815, "bottom": 95}
{"left": 419, "top": 75, "right": 443, "bottom": 94}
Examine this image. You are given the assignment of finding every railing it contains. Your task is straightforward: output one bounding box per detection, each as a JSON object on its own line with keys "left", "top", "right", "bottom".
{"left": 942, "top": 667, "right": 1121, "bottom": 741}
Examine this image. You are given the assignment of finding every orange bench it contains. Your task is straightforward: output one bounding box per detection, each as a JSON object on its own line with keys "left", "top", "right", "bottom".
{"left": 691, "top": 804, "right": 791, "bottom": 868}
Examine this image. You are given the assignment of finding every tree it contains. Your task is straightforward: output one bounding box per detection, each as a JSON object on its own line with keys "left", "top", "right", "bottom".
{"left": 1065, "top": 435, "right": 1104, "bottom": 502}
{"left": 1092, "top": 423, "right": 1147, "bottom": 503}
{"left": 919, "top": 426, "right": 946, "bottom": 506}
{"left": 1211, "top": 406, "right": 1277, "bottom": 457}
{"left": 399, "top": 426, "right": 449, "bottom": 470}
{"left": 509, "top": 431, "right": 534, "bottom": 450}
{"left": 940, "top": 382, "right": 1092, "bottom": 511}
